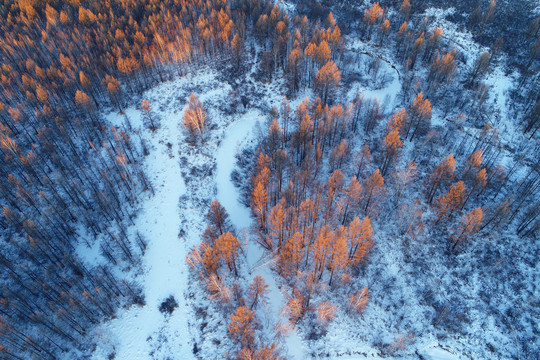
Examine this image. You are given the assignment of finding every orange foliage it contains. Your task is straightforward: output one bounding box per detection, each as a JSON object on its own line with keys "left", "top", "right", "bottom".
{"left": 435, "top": 181, "right": 466, "bottom": 222}
{"left": 452, "top": 207, "right": 484, "bottom": 250}
{"left": 348, "top": 216, "right": 374, "bottom": 266}
{"left": 364, "top": 2, "right": 384, "bottom": 26}
{"left": 349, "top": 287, "right": 369, "bottom": 314}
{"left": 228, "top": 306, "right": 257, "bottom": 348}
{"left": 182, "top": 93, "right": 206, "bottom": 139}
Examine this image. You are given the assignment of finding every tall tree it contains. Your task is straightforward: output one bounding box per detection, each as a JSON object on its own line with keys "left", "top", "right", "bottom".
{"left": 228, "top": 306, "right": 257, "bottom": 349}
{"left": 315, "top": 61, "right": 341, "bottom": 104}
{"left": 363, "top": 169, "right": 385, "bottom": 213}
{"left": 452, "top": 207, "right": 483, "bottom": 250}
{"left": 182, "top": 93, "right": 207, "bottom": 142}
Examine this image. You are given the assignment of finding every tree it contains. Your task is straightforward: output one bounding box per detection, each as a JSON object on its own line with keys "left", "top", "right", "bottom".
{"left": 203, "top": 200, "right": 234, "bottom": 244}
{"left": 393, "top": 161, "right": 418, "bottom": 206}
{"left": 470, "top": 51, "right": 490, "bottom": 84}
{"left": 378, "top": 19, "right": 391, "bottom": 45}
{"left": 339, "top": 176, "right": 363, "bottom": 225}
{"left": 325, "top": 169, "right": 344, "bottom": 222}
{"left": 316, "top": 41, "right": 331, "bottom": 66}
{"left": 228, "top": 306, "right": 257, "bottom": 349}
{"left": 75, "top": 90, "right": 94, "bottom": 112}
{"left": 400, "top": 0, "right": 411, "bottom": 20}
{"left": 364, "top": 2, "right": 384, "bottom": 38}
{"left": 248, "top": 275, "right": 269, "bottom": 310}
{"left": 483, "top": 0, "right": 496, "bottom": 25}
{"left": 141, "top": 99, "right": 157, "bottom": 130}
{"left": 452, "top": 207, "right": 483, "bottom": 250}
{"left": 349, "top": 287, "right": 369, "bottom": 314}
{"left": 182, "top": 93, "right": 207, "bottom": 141}
{"left": 279, "top": 232, "right": 304, "bottom": 276}
{"left": 426, "top": 154, "right": 456, "bottom": 203}
{"left": 252, "top": 181, "right": 269, "bottom": 240}
{"left": 428, "top": 49, "right": 458, "bottom": 88}
{"left": 363, "top": 169, "right": 385, "bottom": 213}
{"left": 231, "top": 33, "right": 243, "bottom": 68}
{"left": 466, "top": 148, "right": 483, "bottom": 175}
{"left": 435, "top": 181, "right": 466, "bottom": 223}
{"left": 206, "top": 273, "right": 232, "bottom": 303}
{"left": 348, "top": 216, "right": 374, "bottom": 266}
{"left": 327, "top": 226, "right": 347, "bottom": 285}
{"left": 240, "top": 343, "right": 282, "bottom": 360}
{"left": 381, "top": 128, "right": 403, "bottom": 176}
{"left": 423, "top": 27, "right": 443, "bottom": 63}
{"left": 388, "top": 108, "right": 408, "bottom": 134}
{"left": 317, "top": 301, "right": 337, "bottom": 327}
{"left": 312, "top": 225, "right": 332, "bottom": 279}
{"left": 215, "top": 232, "right": 241, "bottom": 276}
{"left": 315, "top": 61, "right": 341, "bottom": 104}
{"left": 269, "top": 200, "right": 285, "bottom": 252}
{"left": 329, "top": 139, "right": 349, "bottom": 172}
{"left": 406, "top": 92, "right": 432, "bottom": 141}
{"left": 355, "top": 144, "right": 372, "bottom": 179}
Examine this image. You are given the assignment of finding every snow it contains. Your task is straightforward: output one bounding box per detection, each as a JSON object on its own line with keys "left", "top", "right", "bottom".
{"left": 215, "top": 110, "right": 260, "bottom": 229}
{"left": 422, "top": 347, "right": 461, "bottom": 360}
{"left": 346, "top": 40, "right": 403, "bottom": 111}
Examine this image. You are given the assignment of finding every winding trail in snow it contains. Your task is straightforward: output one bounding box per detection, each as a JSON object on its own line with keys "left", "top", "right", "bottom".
{"left": 215, "top": 110, "right": 307, "bottom": 360}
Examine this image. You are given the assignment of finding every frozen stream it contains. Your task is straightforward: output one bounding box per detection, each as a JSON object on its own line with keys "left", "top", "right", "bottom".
{"left": 216, "top": 110, "right": 307, "bottom": 360}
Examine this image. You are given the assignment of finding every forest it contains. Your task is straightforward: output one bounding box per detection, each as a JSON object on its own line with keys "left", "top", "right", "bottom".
{"left": 0, "top": 0, "right": 538, "bottom": 359}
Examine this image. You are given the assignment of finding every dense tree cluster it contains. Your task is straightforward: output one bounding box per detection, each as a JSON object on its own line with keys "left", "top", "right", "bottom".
{"left": 188, "top": 201, "right": 283, "bottom": 359}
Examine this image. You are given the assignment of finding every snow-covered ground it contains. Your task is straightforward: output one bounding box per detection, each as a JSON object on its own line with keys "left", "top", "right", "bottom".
{"left": 90, "top": 88, "right": 194, "bottom": 360}
{"left": 88, "top": 69, "right": 232, "bottom": 359}
{"left": 215, "top": 110, "right": 259, "bottom": 230}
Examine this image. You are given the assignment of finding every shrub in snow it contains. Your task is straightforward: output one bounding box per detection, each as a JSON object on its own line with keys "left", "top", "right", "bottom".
{"left": 159, "top": 295, "right": 179, "bottom": 315}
